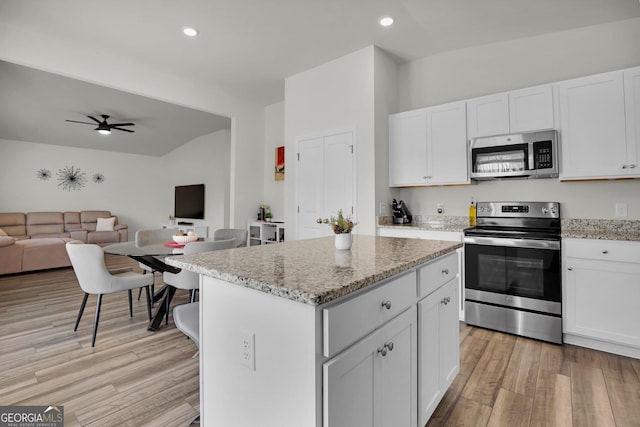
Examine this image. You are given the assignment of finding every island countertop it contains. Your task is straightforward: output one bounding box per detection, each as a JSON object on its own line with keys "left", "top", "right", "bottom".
{"left": 165, "top": 235, "right": 462, "bottom": 306}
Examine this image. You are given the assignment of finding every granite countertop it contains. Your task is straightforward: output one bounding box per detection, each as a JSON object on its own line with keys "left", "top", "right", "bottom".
{"left": 561, "top": 219, "right": 640, "bottom": 241}
{"left": 377, "top": 215, "right": 469, "bottom": 233}
{"left": 165, "top": 235, "right": 462, "bottom": 306}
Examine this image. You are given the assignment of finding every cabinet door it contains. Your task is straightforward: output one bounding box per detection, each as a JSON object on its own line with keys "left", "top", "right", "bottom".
{"left": 509, "top": 85, "right": 554, "bottom": 133}
{"left": 558, "top": 71, "right": 627, "bottom": 179}
{"left": 624, "top": 66, "right": 640, "bottom": 175}
{"left": 389, "top": 109, "right": 428, "bottom": 186}
{"left": 323, "top": 307, "right": 417, "bottom": 427}
{"left": 564, "top": 257, "right": 640, "bottom": 347}
{"left": 426, "top": 101, "right": 469, "bottom": 185}
{"left": 467, "top": 93, "right": 510, "bottom": 138}
{"left": 418, "top": 280, "right": 460, "bottom": 426}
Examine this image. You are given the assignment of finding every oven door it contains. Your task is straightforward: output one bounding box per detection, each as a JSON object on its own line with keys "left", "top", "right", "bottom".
{"left": 464, "top": 236, "right": 561, "bottom": 306}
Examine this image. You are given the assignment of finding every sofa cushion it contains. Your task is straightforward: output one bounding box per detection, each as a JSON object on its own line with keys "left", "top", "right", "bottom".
{"left": 0, "top": 228, "right": 6, "bottom": 236}
{"left": 96, "top": 217, "right": 116, "bottom": 231}
{"left": 0, "top": 241, "right": 23, "bottom": 275}
{"left": 64, "top": 211, "right": 82, "bottom": 231}
{"left": 87, "top": 230, "right": 119, "bottom": 245}
{"left": 0, "top": 236, "right": 16, "bottom": 247}
{"left": 0, "top": 212, "right": 26, "bottom": 236}
{"left": 26, "top": 212, "right": 65, "bottom": 237}
{"left": 19, "top": 237, "right": 73, "bottom": 272}
{"left": 81, "top": 210, "right": 114, "bottom": 232}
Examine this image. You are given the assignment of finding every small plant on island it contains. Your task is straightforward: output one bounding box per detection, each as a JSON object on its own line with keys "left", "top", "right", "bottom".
{"left": 328, "top": 209, "right": 357, "bottom": 234}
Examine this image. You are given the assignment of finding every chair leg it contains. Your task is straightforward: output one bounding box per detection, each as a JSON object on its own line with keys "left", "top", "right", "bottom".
{"left": 92, "top": 294, "right": 103, "bottom": 347}
{"left": 74, "top": 293, "right": 89, "bottom": 331}
{"left": 165, "top": 290, "right": 170, "bottom": 325}
{"left": 128, "top": 289, "right": 133, "bottom": 317}
{"left": 144, "top": 285, "right": 152, "bottom": 321}
{"left": 190, "top": 289, "right": 198, "bottom": 303}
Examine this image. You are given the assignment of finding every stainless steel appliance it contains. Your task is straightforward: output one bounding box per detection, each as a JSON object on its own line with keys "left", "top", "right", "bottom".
{"left": 392, "top": 199, "right": 412, "bottom": 224}
{"left": 470, "top": 130, "right": 558, "bottom": 180}
{"left": 464, "top": 201, "right": 562, "bottom": 344}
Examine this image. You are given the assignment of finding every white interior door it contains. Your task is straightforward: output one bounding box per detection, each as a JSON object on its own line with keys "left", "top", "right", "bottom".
{"left": 297, "top": 130, "right": 355, "bottom": 241}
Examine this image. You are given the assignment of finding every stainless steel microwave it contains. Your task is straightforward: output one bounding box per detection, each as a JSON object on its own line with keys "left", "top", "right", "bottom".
{"left": 469, "top": 130, "right": 558, "bottom": 180}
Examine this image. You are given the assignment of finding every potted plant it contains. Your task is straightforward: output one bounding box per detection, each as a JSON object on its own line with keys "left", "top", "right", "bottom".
{"left": 328, "top": 209, "right": 357, "bottom": 250}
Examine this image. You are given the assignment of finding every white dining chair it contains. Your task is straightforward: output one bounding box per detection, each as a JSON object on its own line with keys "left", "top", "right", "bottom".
{"left": 66, "top": 241, "right": 153, "bottom": 347}
{"left": 213, "top": 228, "right": 248, "bottom": 247}
{"left": 174, "top": 301, "right": 201, "bottom": 423}
{"left": 162, "top": 238, "right": 236, "bottom": 324}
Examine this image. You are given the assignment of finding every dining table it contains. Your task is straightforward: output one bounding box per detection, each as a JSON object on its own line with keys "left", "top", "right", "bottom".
{"left": 103, "top": 240, "right": 190, "bottom": 331}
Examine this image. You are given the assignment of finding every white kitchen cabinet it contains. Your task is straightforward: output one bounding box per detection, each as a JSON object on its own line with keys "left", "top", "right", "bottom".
{"left": 563, "top": 238, "right": 640, "bottom": 358}
{"left": 467, "top": 85, "right": 554, "bottom": 139}
{"left": 624, "top": 66, "right": 640, "bottom": 173}
{"left": 418, "top": 264, "right": 460, "bottom": 425}
{"left": 323, "top": 307, "right": 417, "bottom": 427}
{"left": 426, "top": 101, "right": 469, "bottom": 185}
{"left": 389, "top": 101, "right": 468, "bottom": 187}
{"left": 557, "top": 69, "right": 639, "bottom": 180}
{"left": 389, "top": 108, "right": 429, "bottom": 186}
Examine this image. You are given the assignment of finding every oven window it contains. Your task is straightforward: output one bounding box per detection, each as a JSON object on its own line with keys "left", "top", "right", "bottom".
{"left": 466, "top": 244, "right": 560, "bottom": 302}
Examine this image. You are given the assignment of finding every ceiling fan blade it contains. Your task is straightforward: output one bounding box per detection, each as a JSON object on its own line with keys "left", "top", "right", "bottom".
{"left": 108, "top": 122, "right": 135, "bottom": 127}
{"left": 111, "top": 126, "right": 135, "bottom": 133}
{"left": 87, "top": 115, "right": 102, "bottom": 124}
{"left": 65, "top": 119, "right": 95, "bottom": 125}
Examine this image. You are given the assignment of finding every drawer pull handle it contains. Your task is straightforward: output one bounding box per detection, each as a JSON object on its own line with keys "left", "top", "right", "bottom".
{"left": 377, "top": 346, "right": 388, "bottom": 357}
{"left": 381, "top": 300, "right": 392, "bottom": 310}
{"left": 602, "top": 250, "right": 609, "bottom": 254}
{"left": 441, "top": 296, "right": 450, "bottom": 305}
{"left": 568, "top": 267, "right": 573, "bottom": 271}
{"left": 442, "top": 268, "right": 449, "bottom": 275}
{"left": 385, "top": 342, "right": 394, "bottom": 352}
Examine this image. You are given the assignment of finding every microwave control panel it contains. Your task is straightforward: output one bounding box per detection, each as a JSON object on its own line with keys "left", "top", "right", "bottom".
{"left": 533, "top": 140, "right": 553, "bottom": 169}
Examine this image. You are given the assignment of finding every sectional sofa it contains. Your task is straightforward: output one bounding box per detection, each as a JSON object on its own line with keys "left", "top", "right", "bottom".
{"left": 0, "top": 210, "right": 128, "bottom": 275}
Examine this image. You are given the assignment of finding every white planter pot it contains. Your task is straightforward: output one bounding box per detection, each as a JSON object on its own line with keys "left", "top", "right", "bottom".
{"left": 334, "top": 233, "right": 353, "bottom": 250}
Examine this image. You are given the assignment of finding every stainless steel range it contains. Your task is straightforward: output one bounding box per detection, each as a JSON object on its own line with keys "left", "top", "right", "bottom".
{"left": 464, "top": 201, "right": 562, "bottom": 344}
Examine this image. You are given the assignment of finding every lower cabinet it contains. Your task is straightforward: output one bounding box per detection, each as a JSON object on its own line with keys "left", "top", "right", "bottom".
{"left": 323, "top": 307, "right": 417, "bottom": 427}
{"left": 563, "top": 238, "right": 640, "bottom": 357}
{"left": 418, "top": 279, "right": 460, "bottom": 425}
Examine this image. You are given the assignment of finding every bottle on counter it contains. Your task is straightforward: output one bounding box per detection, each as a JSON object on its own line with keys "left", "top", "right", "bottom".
{"left": 469, "top": 200, "right": 477, "bottom": 226}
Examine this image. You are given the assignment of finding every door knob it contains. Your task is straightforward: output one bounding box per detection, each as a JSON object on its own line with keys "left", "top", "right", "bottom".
{"left": 316, "top": 218, "right": 322, "bottom": 223}
{"left": 323, "top": 218, "right": 329, "bottom": 224}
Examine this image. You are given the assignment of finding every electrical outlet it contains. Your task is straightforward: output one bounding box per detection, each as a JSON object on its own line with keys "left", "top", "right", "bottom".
{"left": 437, "top": 203, "right": 444, "bottom": 214}
{"left": 379, "top": 202, "right": 387, "bottom": 215}
{"left": 240, "top": 329, "right": 255, "bottom": 371}
{"left": 615, "top": 203, "right": 628, "bottom": 217}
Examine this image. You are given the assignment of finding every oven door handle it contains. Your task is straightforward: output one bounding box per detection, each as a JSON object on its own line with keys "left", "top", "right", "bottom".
{"left": 464, "top": 236, "right": 560, "bottom": 250}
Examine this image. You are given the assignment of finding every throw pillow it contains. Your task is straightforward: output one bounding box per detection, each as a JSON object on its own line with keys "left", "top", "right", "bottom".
{"left": 0, "top": 236, "right": 16, "bottom": 247}
{"left": 96, "top": 217, "right": 116, "bottom": 231}
{"left": 0, "top": 228, "right": 7, "bottom": 236}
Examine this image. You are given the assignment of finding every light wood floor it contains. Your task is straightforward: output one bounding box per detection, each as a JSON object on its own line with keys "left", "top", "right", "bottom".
{"left": 2, "top": 259, "right": 640, "bottom": 426}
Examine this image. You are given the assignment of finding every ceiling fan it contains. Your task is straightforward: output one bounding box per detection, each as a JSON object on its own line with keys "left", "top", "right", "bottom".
{"left": 66, "top": 114, "right": 135, "bottom": 135}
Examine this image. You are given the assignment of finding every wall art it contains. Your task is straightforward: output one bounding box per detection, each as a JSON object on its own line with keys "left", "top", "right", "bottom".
{"left": 57, "top": 166, "right": 87, "bottom": 191}
{"left": 36, "top": 168, "right": 52, "bottom": 181}
{"left": 93, "top": 173, "right": 105, "bottom": 184}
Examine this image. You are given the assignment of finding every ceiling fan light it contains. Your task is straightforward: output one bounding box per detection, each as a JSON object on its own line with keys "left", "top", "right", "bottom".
{"left": 98, "top": 129, "right": 111, "bottom": 135}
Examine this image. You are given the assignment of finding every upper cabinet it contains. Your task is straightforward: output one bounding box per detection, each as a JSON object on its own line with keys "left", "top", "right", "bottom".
{"left": 389, "top": 101, "right": 468, "bottom": 187}
{"left": 558, "top": 67, "right": 640, "bottom": 180}
{"left": 467, "top": 84, "right": 554, "bottom": 139}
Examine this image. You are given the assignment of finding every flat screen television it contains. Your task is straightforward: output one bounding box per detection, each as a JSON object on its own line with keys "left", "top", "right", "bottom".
{"left": 174, "top": 184, "right": 205, "bottom": 220}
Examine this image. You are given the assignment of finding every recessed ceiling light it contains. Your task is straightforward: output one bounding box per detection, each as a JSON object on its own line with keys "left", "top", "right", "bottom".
{"left": 182, "top": 26, "right": 199, "bottom": 37}
{"left": 379, "top": 17, "right": 394, "bottom": 27}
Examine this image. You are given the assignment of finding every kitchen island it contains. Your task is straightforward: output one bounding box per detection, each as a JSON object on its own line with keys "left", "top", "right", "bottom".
{"left": 166, "top": 235, "right": 462, "bottom": 427}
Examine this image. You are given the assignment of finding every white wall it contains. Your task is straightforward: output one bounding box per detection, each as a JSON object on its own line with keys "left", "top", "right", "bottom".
{"left": 263, "top": 102, "right": 285, "bottom": 220}
{"left": 0, "top": 129, "right": 231, "bottom": 236}
{"left": 393, "top": 18, "right": 640, "bottom": 220}
{"left": 284, "top": 46, "right": 377, "bottom": 237}
{"left": 0, "top": 22, "right": 265, "bottom": 229}
{"left": 161, "top": 129, "right": 231, "bottom": 232}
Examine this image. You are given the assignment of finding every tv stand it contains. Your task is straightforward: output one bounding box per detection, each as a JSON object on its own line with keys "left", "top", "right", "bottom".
{"left": 162, "top": 223, "right": 208, "bottom": 238}
{"left": 178, "top": 221, "right": 194, "bottom": 226}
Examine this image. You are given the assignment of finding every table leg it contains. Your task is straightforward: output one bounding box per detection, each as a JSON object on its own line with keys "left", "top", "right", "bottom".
{"left": 148, "top": 285, "right": 177, "bottom": 331}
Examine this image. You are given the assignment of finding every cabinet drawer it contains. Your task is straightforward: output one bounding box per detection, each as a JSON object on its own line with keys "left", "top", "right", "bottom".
{"left": 564, "top": 239, "right": 640, "bottom": 264}
{"left": 323, "top": 271, "right": 416, "bottom": 358}
{"left": 418, "top": 252, "right": 458, "bottom": 298}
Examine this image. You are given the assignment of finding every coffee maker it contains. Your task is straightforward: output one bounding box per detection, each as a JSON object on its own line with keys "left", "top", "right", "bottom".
{"left": 392, "top": 199, "right": 412, "bottom": 224}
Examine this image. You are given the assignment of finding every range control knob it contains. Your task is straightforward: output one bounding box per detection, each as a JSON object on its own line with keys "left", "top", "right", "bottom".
{"left": 541, "top": 207, "right": 549, "bottom": 214}
{"left": 550, "top": 207, "right": 557, "bottom": 214}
